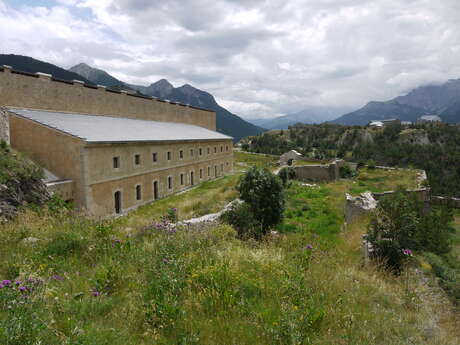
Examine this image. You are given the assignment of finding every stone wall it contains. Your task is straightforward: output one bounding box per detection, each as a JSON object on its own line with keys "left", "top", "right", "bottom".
{"left": 0, "top": 107, "right": 9, "bottom": 144}
{"left": 292, "top": 159, "right": 345, "bottom": 182}
{"left": 0, "top": 65, "right": 215, "bottom": 130}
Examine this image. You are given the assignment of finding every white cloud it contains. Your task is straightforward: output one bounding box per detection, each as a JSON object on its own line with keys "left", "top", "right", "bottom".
{"left": 0, "top": 0, "right": 460, "bottom": 119}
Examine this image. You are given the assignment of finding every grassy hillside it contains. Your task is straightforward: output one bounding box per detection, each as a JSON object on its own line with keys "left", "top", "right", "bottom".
{"left": 0, "top": 153, "right": 458, "bottom": 344}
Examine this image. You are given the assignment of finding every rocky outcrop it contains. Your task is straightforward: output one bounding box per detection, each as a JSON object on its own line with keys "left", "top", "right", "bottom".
{"left": 0, "top": 147, "right": 50, "bottom": 222}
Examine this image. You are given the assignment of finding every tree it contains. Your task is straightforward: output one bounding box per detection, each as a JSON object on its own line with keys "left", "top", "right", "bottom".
{"left": 237, "top": 166, "right": 285, "bottom": 233}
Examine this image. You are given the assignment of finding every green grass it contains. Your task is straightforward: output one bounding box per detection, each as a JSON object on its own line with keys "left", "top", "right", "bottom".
{"left": 348, "top": 167, "right": 420, "bottom": 195}
{"left": 234, "top": 151, "right": 278, "bottom": 172}
{"left": 1, "top": 152, "right": 459, "bottom": 344}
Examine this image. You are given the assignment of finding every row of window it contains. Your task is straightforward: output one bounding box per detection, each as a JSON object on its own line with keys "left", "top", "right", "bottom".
{"left": 114, "top": 163, "right": 228, "bottom": 214}
{"left": 112, "top": 145, "right": 230, "bottom": 169}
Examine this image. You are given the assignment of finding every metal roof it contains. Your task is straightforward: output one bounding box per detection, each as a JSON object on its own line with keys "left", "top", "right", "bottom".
{"left": 8, "top": 108, "right": 232, "bottom": 143}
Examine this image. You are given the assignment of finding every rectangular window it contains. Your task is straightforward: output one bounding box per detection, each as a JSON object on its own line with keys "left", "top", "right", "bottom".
{"left": 136, "top": 185, "right": 142, "bottom": 200}
{"left": 214, "top": 147, "right": 217, "bottom": 153}
{"left": 208, "top": 166, "right": 210, "bottom": 176}
{"left": 199, "top": 148, "right": 202, "bottom": 156}
{"left": 200, "top": 168, "right": 203, "bottom": 179}
{"left": 113, "top": 156, "right": 119, "bottom": 169}
{"left": 168, "top": 176, "right": 172, "bottom": 189}
{"left": 152, "top": 152, "right": 157, "bottom": 162}
{"left": 180, "top": 150, "right": 184, "bottom": 159}
{"left": 180, "top": 173, "right": 184, "bottom": 185}
{"left": 226, "top": 145, "right": 229, "bottom": 151}
{"left": 220, "top": 146, "right": 223, "bottom": 152}
{"left": 167, "top": 151, "right": 171, "bottom": 160}
{"left": 207, "top": 147, "right": 210, "bottom": 154}
{"left": 190, "top": 149, "right": 194, "bottom": 157}
{"left": 134, "top": 154, "right": 141, "bottom": 165}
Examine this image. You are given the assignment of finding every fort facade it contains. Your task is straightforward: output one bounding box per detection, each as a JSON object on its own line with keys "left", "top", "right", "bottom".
{"left": 0, "top": 65, "right": 233, "bottom": 217}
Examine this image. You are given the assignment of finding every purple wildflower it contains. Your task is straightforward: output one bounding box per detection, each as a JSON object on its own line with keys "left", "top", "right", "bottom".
{"left": 2, "top": 280, "right": 11, "bottom": 286}
{"left": 15, "top": 280, "right": 22, "bottom": 286}
{"left": 91, "top": 289, "right": 101, "bottom": 297}
{"left": 402, "top": 249, "right": 413, "bottom": 256}
{"left": 51, "top": 275, "right": 64, "bottom": 281}
{"left": 304, "top": 244, "right": 313, "bottom": 250}
{"left": 19, "top": 286, "right": 27, "bottom": 292}
{"left": 172, "top": 208, "right": 177, "bottom": 212}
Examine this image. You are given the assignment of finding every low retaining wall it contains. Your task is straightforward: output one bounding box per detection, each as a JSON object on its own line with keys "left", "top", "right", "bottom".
{"left": 292, "top": 159, "right": 346, "bottom": 182}
{"left": 46, "top": 180, "right": 74, "bottom": 202}
{"left": 0, "top": 108, "right": 9, "bottom": 144}
{"left": 432, "top": 196, "right": 460, "bottom": 208}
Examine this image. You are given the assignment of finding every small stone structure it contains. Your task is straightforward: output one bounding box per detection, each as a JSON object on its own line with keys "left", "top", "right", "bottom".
{"left": 279, "top": 150, "right": 303, "bottom": 165}
{"left": 292, "top": 159, "right": 347, "bottom": 182}
{"left": 345, "top": 192, "right": 378, "bottom": 224}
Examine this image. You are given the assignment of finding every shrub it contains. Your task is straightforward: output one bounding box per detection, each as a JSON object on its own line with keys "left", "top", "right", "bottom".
{"left": 220, "top": 202, "right": 261, "bottom": 239}
{"left": 367, "top": 159, "right": 376, "bottom": 169}
{"left": 278, "top": 167, "right": 296, "bottom": 187}
{"left": 237, "top": 166, "right": 285, "bottom": 233}
{"left": 339, "top": 165, "right": 354, "bottom": 178}
{"left": 367, "top": 189, "right": 454, "bottom": 272}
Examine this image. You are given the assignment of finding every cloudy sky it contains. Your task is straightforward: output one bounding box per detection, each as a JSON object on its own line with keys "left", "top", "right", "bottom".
{"left": 1, "top": 0, "right": 460, "bottom": 119}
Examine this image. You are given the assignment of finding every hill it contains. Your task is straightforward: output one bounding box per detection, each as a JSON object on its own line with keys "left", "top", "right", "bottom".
{"left": 70, "top": 63, "right": 265, "bottom": 142}
{"left": 333, "top": 78, "right": 460, "bottom": 125}
{"left": 0, "top": 54, "right": 93, "bottom": 84}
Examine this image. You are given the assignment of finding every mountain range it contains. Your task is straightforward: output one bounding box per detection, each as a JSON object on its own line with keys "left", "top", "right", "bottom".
{"left": 248, "top": 106, "right": 352, "bottom": 130}
{"left": 69, "top": 63, "right": 264, "bottom": 141}
{"left": 333, "top": 79, "right": 460, "bottom": 125}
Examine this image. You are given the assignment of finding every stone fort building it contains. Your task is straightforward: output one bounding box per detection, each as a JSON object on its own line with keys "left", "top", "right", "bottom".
{"left": 0, "top": 65, "right": 233, "bottom": 217}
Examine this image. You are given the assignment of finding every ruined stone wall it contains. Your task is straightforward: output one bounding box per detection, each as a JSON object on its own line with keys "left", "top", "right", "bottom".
{"left": 292, "top": 160, "right": 344, "bottom": 182}
{"left": 0, "top": 107, "right": 9, "bottom": 144}
{"left": 0, "top": 66, "right": 216, "bottom": 130}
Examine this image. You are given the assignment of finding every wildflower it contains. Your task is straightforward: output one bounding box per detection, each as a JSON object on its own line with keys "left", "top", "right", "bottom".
{"left": 15, "top": 280, "right": 22, "bottom": 286}
{"left": 304, "top": 244, "right": 313, "bottom": 250}
{"left": 163, "top": 258, "right": 169, "bottom": 264}
{"left": 402, "top": 249, "right": 413, "bottom": 256}
{"left": 19, "top": 286, "right": 27, "bottom": 292}
{"left": 2, "top": 280, "right": 11, "bottom": 286}
{"left": 91, "top": 289, "right": 101, "bottom": 297}
{"left": 172, "top": 208, "right": 177, "bottom": 212}
{"left": 51, "top": 275, "right": 64, "bottom": 281}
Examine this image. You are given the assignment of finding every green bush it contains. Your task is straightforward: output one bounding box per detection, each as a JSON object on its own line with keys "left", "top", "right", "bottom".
{"left": 237, "top": 166, "right": 285, "bottom": 234}
{"left": 367, "top": 189, "right": 454, "bottom": 272}
{"left": 339, "top": 165, "right": 355, "bottom": 178}
{"left": 367, "top": 159, "right": 376, "bottom": 169}
{"left": 278, "top": 166, "right": 296, "bottom": 187}
{"left": 220, "top": 202, "right": 261, "bottom": 239}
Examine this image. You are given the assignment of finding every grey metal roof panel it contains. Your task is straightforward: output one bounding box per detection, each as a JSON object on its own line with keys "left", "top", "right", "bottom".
{"left": 8, "top": 108, "right": 232, "bottom": 143}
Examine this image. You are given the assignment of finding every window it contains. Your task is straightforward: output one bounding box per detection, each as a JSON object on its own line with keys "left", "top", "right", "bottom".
{"left": 200, "top": 168, "right": 203, "bottom": 179}
{"left": 179, "top": 150, "right": 184, "bottom": 159}
{"left": 226, "top": 162, "right": 229, "bottom": 166}
{"left": 207, "top": 147, "right": 210, "bottom": 154}
{"left": 226, "top": 145, "right": 229, "bottom": 151}
{"left": 136, "top": 185, "right": 142, "bottom": 200}
{"left": 134, "top": 154, "right": 141, "bottom": 165}
{"left": 152, "top": 152, "right": 157, "bottom": 162}
{"left": 153, "top": 181, "right": 159, "bottom": 200}
{"left": 208, "top": 166, "right": 210, "bottom": 176}
{"left": 180, "top": 173, "right": 184, "bottom": 185}
{"left": 220, "top": 146, "right": 223, "bottom": 152}
{"left": 190, "top": 149, "right": 194, "bottom": 157}
{"left": 168, "top": 176, "right": 172, "bottom": 189}
{"left": 214, "top": 147, "right": 217, "bottom": 153}
{"left": 167, "top": 151, "right": 171, "bottom": 160}
{"left": 199, "top": 148, "right": 202, "bottom": 156}
{"left": 113, "top": 156, "right": 119, "bottom": 169}
{"left": 114, "top": 191, "right": 121, "bottom": 214}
